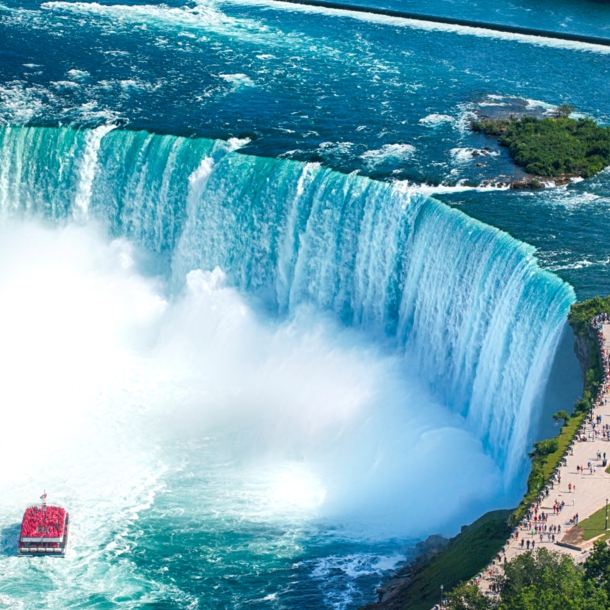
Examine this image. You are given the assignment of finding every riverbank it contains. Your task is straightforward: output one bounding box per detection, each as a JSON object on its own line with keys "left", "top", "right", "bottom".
{"left": 361, "top": 511, "right": 512, "bottom": 610}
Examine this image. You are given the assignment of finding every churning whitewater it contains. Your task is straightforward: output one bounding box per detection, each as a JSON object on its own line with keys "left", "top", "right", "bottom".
{"left": 0, "top": 125, "right": 573, "bottom": 608}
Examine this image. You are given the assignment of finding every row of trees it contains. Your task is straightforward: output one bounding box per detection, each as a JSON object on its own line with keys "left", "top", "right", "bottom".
{"left": 445, "top": 544, "right": 610, "bottom": 610}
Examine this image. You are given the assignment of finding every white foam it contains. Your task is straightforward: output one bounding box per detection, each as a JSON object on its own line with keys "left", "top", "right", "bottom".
{"left": 419, "top": 113, "right": 455, "bottom": 127}
{"left": 311, "top": 552, "right": 403, "bottom": 579}
{"left": 450, "top": 147, "right": 498, "bottom": 164}
{"left": 0, "top": 82, "right": 51, "bottom": 125}
{"left": 41, "top": 0, "right": 279, "bottom": 49}
{"left": 548, "top": 258, "right": 595, "bottom": 271}
{"left": 229, "top": 0, "right": 610, "bottom": 54}
{"left": 525, "top": 97, "right": 558, "bottom": 111}
{"left": 67, "top": 69, "right": 90, "bottom": 81}
{"left": 73, "top": 123, "right": 117, "bottom": 220}
{"left": 219, "top": 73, "right": 255, "bottom": 88}
{"left": 361, "top": 143, "right": 415, "bottom": 166}
{"left": 404, "top": 181, "right": 510, "bottom": 194}
{"left": 50, "top": 80, "right": 81, "bottom": 89}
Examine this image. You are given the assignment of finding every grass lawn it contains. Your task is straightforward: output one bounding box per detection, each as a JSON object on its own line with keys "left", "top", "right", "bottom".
{"left": 541, "top": 416, "right": 585, "bottom": 481}
{"left": 577, "top": 503, "right": 610, "bottom": 543}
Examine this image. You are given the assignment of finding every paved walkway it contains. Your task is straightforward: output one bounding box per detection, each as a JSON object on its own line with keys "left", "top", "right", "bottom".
{"left": 476, "top": 321, "right": 610, "bottom": 595}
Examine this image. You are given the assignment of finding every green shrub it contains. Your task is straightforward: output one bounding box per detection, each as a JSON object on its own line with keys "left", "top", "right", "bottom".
{"left": 529, "top": 438, "right": 559, "bottom": 458}
{"left": 552, "top": 410, "right": 570, "bottom": 426}
{"left": 556, "top": 103, "right": 575, "bottom": 118}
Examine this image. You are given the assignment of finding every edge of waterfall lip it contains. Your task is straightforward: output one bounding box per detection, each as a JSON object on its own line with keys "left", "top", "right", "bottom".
{"left": 0, "top": 120, "right": 578, "bottom": 494}
{"left": 1, "top": 122, "right": 596, "bottom": 193}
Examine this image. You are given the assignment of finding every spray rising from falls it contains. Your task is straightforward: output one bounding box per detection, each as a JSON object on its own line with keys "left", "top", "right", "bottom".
{"left": 0, "top": 124, "right": 575, "bottom": 483}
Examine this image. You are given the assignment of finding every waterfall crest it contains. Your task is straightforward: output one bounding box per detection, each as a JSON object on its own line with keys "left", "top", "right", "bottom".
{"left": 0, "top": 125, "right": 575, "bottom": 479}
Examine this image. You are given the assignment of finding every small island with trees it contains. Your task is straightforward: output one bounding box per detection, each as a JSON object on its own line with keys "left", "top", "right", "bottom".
{"left": 471, "top": 104, "right": 610, "bottom": 188}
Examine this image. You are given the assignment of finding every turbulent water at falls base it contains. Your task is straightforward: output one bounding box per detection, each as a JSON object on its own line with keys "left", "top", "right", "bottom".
{"left": 0, "top": 124, "right": 574, "bottom": 608}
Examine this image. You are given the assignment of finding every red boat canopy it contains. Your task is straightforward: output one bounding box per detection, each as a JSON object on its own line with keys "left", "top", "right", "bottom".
{"left": 20, "top": 506, "right": 67, "bottom": 542}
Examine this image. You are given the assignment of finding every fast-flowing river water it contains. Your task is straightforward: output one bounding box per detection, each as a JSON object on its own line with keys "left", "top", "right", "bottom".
{"left": 0, "top": 1, "right": 608, "bottom": 608}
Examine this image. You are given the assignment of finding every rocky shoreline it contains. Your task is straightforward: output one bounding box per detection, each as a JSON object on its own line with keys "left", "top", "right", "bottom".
{"left": 372, "top": 535, "right": 450, "bottom": 606}
{"left": 480, "top": 174, "right": 574, "bottom": 190}
{"left": 361, "top": 511, "right": 512, "bottom": 610}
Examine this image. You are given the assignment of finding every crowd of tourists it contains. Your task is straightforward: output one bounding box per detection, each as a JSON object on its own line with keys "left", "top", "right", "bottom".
{"left": 20, "top": 505, "right": 66, "bottom": 538}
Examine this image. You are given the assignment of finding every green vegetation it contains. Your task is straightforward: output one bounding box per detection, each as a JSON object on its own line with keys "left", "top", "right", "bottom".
{"left": 575, "top": 503, "right": 610, "bottom": 544}
{"left": 471, "top": 114, "right": 610, "bottom": 178}
{"left": 552, "top": 410, "right": 569, "bottom": 426}
{"left": 445, "top": 546, "right": 610, "bottom": 610}
{"left": 569, "top": 296, "right": 610, "bottom": 412}
{"left": 568, "top": 296, "right": 610, "bottom": 337}
{"left": 363, "top": 511, "right": 511, "bottom": 610}
{"left": 556, "top": 104, "right": 576, "bottom": 119}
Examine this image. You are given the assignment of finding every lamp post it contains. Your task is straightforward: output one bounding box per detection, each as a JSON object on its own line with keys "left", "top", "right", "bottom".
{"left": 440, "top": 584, "right": 443, "bottom": 607}
{"left": 606, "top": 499, "right": 608, "bottom": 531}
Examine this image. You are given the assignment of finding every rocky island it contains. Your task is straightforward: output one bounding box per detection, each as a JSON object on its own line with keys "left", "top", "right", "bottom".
{"left": 471, "top": 106, "right": 610, "bottom": 189}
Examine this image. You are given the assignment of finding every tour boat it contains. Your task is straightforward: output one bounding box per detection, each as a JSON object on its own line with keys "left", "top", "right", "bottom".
{"left": 18, "top": 493, "right": 69, "bottom": 557}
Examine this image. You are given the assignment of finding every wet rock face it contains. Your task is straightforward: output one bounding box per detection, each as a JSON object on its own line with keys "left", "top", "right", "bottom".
{"left": 573, "top": 332, "right": 591, "bottom": 388}
{"left": 478, "top": 175, "right": 574, "bottom": 190}
{"left": 509, "top": 178, "right": 536, "bottom": 189}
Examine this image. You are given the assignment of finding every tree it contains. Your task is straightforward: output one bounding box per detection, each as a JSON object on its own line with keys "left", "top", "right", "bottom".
{"left": 528, "top": 438, "right": 558, "bottom": 459}
{"left": 442, "top": 548, "right": 610, "bottom": 610}
{"left": 584, "top": 540, "right": 610, "bottom": 596}
{"left": 556, "top": 104, "right": 575, "bottom": 118}
{"left": 552, "top": 410, "right": 570, "bottom": 427}
{"left": 445, "top": 583, "right": 493, "bottom": 610}
{"left": 496, "top": 549, "right": 607, "bottom": 610}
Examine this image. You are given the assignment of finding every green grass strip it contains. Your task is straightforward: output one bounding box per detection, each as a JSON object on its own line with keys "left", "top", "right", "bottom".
{"left": 576, "top": 503, "right": 610, "bottom": 543}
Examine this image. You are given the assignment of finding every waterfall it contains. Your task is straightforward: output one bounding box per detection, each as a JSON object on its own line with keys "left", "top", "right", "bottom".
{"left": 0, "top": 124, "right": 575, "bottom": 481}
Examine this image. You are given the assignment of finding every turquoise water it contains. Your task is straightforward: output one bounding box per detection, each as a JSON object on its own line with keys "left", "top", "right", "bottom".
{"left": 0, "top": 1, "right": 607, "bottom": 608}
